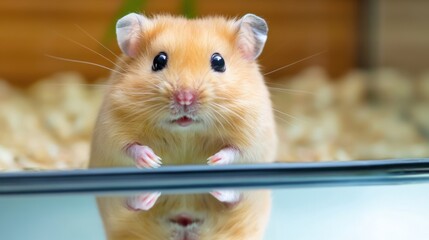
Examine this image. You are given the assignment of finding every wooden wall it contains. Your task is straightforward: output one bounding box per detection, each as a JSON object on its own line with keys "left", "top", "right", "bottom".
{"left": 0, "top": 0, "right": 359, "bottom": 86}
{"left": 378, "top": 0, "right": 429, "bottom": 74}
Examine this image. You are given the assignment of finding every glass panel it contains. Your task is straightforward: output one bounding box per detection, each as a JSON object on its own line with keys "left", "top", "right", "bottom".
{"left": 1, "top": 184, "right": 429, "bottom": 240}
{"left": 1, "top": 160, "right": 429, "bottom": 239}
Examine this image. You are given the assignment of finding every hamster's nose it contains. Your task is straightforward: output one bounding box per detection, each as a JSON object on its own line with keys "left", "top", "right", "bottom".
{"left": 174, "top": 89, "right": 196, "bottom": 106}
{"left": 169, "top": 214, "right": 203, "bottom": 227}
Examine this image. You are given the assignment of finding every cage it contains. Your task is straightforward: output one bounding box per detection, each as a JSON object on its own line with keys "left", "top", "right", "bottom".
{"left": 0, "top": 1, "right": 428, "bottom": 239}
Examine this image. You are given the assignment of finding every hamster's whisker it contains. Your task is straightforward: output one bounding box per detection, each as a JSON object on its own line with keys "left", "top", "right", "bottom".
{"left": 263, "top": 51, "right": 326, "bottom": 76}
{"left": 149, "top": 104, "right": 169, "bottom": 119}
{"left": 272, "top": 108, "right": 300, "bottom": 121}
{"left": 146, "top": 108, "right": 168, "bottom": 127}
{"left": 205, "top": 107, "right": 227, "bottom": 144}
{"left": 274, "top": 115, "right": 295, "bottom": 126}
{"left": 146, "top": 84, "right": 167, "bottom": 92}
{"left": 211, "top": 118, "right": 226, "bottom": 145}
{"left": 57, "top": 33, "right": 126, "bottom": 72}
{"left": 208, "top": 110, "right": 228, "bottom": 133}
{"left": 216, "top": 113, "right": 238, "bottom": 143}
{"left": 113, "top": 83, "right": 162, "bottom": 92}
{"left": 211, "top": 102, "right": 252, "bottom": 130}
{"left": 100, "top": 100, "right": 163, "bottom": 119}
{"left": 215, "top": 96, "right": 253, "bottom": 104}
{"left": 74, "top": 24, "right": 128, "bottom": 66}
{"left": 208, "top": 105, "right": 235, "bottom": 130}
{"left": 118, "top": 103, "right": 167, "bottom": 124}
{"left": 45, "top": 54, "right": 125, "bottom": 76}
{"left": 272, "top": 108, "right": 300, "bottom": 127}
{"left": 122, "top": 91, "right": 162, "bottom": 96}
{"left": 115, "top": 101, "right": 165, "bottom": 116}
{"left": 134, "top": 102, "right": 167, "bottom": 116}
{"left": 213, "top": 95, "right": 258, "bottom": 111}
{"left": 267, "top": 86, "right": 314, "bottom": 95}
{"left": 44, "top": 83, "right": 111, "bottom": 89}
{"left": 114, "top": 88, "right": 157, "bottom": 92}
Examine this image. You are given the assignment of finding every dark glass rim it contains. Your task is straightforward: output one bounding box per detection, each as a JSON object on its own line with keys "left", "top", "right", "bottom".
{"left": 1, "top": 158, "right": 429, "bottom": 195}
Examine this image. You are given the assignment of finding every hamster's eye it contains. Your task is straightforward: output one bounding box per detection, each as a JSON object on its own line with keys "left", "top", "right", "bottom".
{"left": 210, "top": 53, "right": 225, "bottom": 72}
{"left": 152, "top": 52, "right": 168, "bottom": 71}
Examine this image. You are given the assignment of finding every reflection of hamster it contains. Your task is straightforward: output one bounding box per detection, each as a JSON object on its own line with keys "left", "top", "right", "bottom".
{"left": 99, "top": 191, "right": 271, "bottom": 240}
{"left": 89, "top": 13, "right": 277, "bottom": 239}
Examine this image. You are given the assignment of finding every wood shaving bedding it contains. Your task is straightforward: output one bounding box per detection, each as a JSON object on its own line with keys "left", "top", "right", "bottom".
{"left": 0, "top": 68, "right": 428, "bottom": 171}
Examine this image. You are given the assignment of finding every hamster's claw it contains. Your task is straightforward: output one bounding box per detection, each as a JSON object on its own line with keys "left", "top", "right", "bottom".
{"left": 126, "top": 143, "right": 162, "bottom": 168}
{"left": 210, "top": 190, "right": 241, "bottom": 204}
{"left": 126, "top": 192, "right": 161, "bottom": 211}
{"left": 207, "top": 147, "right": 238, "bottom": 165}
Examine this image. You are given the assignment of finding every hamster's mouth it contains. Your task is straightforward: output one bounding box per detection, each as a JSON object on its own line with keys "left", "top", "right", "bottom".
{"left": 168, "top": 214, "right": 203, "bottom": 240}
{"left": 171, "top": 115, "right": 199, "bottom": 127}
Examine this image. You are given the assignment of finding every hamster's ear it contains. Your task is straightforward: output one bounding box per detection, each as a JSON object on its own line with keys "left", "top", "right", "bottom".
{"left": 236, "top": 14, "right": 268, "bottom": 60}
{"left": 116, "top": 13, "right": 149, "bottom": 57}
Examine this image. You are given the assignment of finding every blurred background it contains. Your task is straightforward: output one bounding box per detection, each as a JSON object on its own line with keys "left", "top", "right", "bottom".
{"left": 0, "top": 0, "right": 428, "bottom": 170}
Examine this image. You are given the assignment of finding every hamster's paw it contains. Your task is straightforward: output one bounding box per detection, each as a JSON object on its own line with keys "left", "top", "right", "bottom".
{"left": 207, "top": 147, "right": 238, "bottom": 165}
{"left": 126, "top": 143, "right": 162, "bottom": 168}
{"left": 126, "top": 192, "right": 161, "bottom": 211}
{"left": 211, "top": 190, "right": 241, "bottom": 204}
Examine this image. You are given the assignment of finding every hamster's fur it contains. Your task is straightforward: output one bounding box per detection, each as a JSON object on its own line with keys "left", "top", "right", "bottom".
{"left": 90, "top": 13, "right": 277, "bottom": 240}
{"left": 90, "top": 14, "right": 277, "bottom": 168}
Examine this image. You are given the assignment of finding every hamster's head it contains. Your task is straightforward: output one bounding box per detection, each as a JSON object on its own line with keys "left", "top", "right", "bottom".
{"left": 108, "top": 13, "right": 270, "bottom": 136}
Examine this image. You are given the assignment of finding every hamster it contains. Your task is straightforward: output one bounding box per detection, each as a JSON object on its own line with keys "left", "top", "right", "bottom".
{"left": 89, "top": 13, "right": 277, "bottom": 240}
